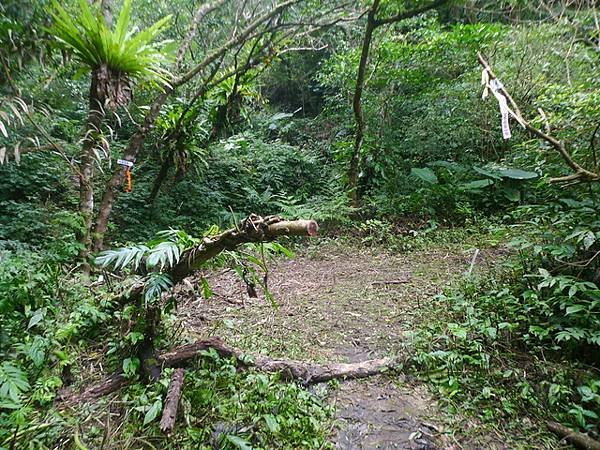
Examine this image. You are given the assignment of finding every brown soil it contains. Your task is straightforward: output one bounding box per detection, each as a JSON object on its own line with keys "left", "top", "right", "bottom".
{"left": 177, "top": 240, "right": 504, "bottom": 449}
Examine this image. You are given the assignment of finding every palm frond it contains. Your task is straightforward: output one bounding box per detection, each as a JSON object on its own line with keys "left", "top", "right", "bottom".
{"left": 144, "top": 272, "right": 173, "bottom": 304}
{"left": 95, "top": 245, "right": 149, "bottom": 271}
{"left": 146, "top": 241, "right": 180, "bottom": 270}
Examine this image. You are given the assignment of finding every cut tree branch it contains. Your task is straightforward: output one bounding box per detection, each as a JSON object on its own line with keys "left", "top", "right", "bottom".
{"left": 170, "top": 215, "right": 318, "bottom": 283}
{"left": 477, "top": 52, "right": 600, "bottom": 184}
{"left": 116, "top": 216, "right": 318, "bottom": 308}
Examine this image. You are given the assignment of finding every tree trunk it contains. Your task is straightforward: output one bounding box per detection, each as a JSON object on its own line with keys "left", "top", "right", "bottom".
{"left": 147, "top": 152, "right": 173, "bottom": 204}
{"left": 347, "top": 0, "right": 449, "bottom": 206}
{"left": 348, "top": 0, "right": 380, "bottom": 207}
{"left": 78, "top": 65, "right": 107, "bottom": 263}
{"left": 92, "top": 91, "right": 171, "bottom": 253}
{"left": 91, "top": 1, "right": 227, "bottom": 252}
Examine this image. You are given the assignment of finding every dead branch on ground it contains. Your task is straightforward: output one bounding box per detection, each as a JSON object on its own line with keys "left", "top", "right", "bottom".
{"left": 159, "top": 368, "right": 185, "bottom": 434}
{"left": 63, "top": 337, "right": 399, "bottom": 406}
{"left": 547, "top": 421, "right": 600, "bottom": 450}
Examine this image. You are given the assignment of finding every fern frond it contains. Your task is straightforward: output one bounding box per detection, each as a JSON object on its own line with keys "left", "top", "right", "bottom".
{"left": 144, "top": 272, "right": 173, "bottom": 303}
{"left": 95, "top": 245, "right": 149, "bottom": 271}
{"left": 0, "top": 362, "right": 30, "bottom": 409}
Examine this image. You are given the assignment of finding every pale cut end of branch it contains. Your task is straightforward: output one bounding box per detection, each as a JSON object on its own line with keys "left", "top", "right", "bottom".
{"left": 266, "top": 219, "right": 319, "bottom": 237}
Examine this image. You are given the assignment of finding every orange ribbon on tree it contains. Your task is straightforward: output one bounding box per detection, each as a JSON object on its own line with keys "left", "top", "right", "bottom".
{"left": 125, "top": 168, "right": 133, "bottom": 192}
{"left": 117, "top": 159, "right": 134, "bottom": 193}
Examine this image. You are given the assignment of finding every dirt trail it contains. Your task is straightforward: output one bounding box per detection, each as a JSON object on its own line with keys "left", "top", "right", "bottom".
{"left": 177, "top": 241, "right": 501, "bottom": 449}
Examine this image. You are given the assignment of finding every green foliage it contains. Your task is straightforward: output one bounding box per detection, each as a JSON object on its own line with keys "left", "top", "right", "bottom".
{"left": 411, "top": 274, "right": 600, "bottom": 435}
{"left": 0, "top": 362, "right": 30, "bottom": 409}
{"left": 113, "top": 132, "right": 343, "bottom": 240}
{"left": 96, "top": 227, "right": 198, "bottom": 272}
{"left": 409, "top": 197, "right": 600, "bottom": 438}
{"left": 144, "top": 272, "right": 174, "bottom": 303}
{"left": 108, "top": 351, "right": 333, "bottom": 449}
{"left": 0, "top": 245, "right": 117, "bottom": 444}
{"left": 48, "top": 0, "right": 172, "bottom": 81}
{"left": 1, "top": 1, "right": 600, "bottom": 447}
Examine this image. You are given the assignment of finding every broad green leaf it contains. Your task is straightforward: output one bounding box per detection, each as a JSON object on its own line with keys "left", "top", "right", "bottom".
{"left": 497, "top": 168, "right": 538, "bottom": 180}
{"left": 143, "top": 399, "right": 162, "bottom": 425}
{"left": 263, "top": 414, "right": 280, "bottom": 433}
{"left": 226, "top": 435, "right": 253, "bottom": 450}
{"left": 461, "top": 179, "right": 494, "bottom": 190}
{"left": 565, "top": 305, "right": 585, "bottom": 315}
{"left": 410, "top": 167, "right": 438, "bottom": 184}
{"left": 473, "top": 166, "right": 502, "bottom": 180}
{"left": 28, "top": 310, "right": 44, "bottom": 329}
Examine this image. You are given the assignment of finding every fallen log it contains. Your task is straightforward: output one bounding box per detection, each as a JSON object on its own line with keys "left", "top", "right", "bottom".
{"left": 159, "top": 368, "right": 185, "bottom": 434}
{"left": 67, "top": 373, "right": 128, "bottom": 404}
{"left": 547, "top": 421, "right": 600, "bottom": 450}
{"left": 160, "top": 337, "right": 397, "bottom": 384}
{"left": 65, "top": 337, "right": 398, "bottom": 405}
{"left": 118, "top": 215, "right": 319, "bottom": 379}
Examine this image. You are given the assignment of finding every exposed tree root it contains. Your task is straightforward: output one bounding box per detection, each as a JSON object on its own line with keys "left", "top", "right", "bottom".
{"left": 63, "top": 337, "right": 399, "bottom": 406}
{"left": 547, "top": 421, "right": 600, "bottom": 450}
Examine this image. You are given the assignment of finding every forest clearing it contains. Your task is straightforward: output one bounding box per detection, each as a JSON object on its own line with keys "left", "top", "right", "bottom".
{"left": 1, "top": 0, "right": 599, "bottom": 448}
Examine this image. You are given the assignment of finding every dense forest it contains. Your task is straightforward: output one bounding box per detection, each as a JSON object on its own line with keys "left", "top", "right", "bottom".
{"left": 1, "top": 0, "right": 599, "bottom": 448}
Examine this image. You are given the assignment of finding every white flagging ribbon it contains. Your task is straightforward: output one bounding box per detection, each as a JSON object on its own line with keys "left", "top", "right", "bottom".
{"left": 481, "top": 69, "right": 526, "bottom": 140}
{"left": 493, "top": 80, "right": 511, "bottom": 139}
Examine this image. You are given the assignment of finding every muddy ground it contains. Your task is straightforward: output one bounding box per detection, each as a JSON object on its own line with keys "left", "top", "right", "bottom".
{"left": 176, "top": 240, "right": 504, "bottom": 449}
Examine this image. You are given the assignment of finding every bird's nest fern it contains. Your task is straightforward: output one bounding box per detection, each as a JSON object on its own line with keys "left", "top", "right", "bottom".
{"left": 48, "top": 0, "right": 173, "bottom": 107}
